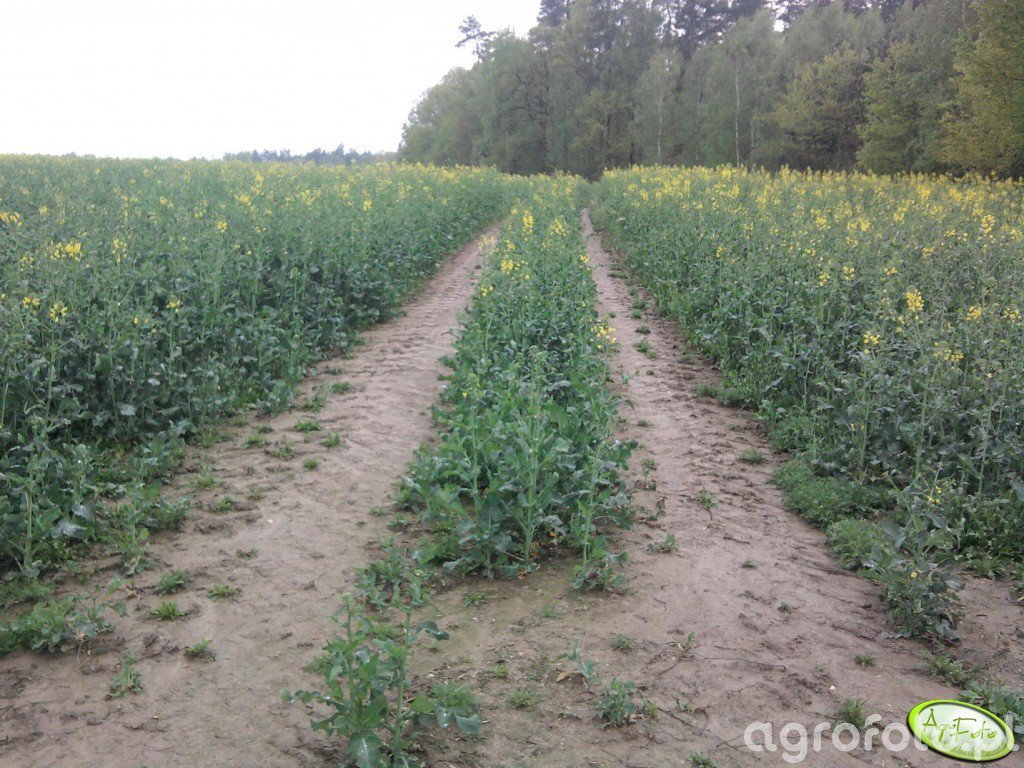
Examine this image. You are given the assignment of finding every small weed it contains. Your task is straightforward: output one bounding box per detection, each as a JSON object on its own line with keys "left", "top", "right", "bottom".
{"left": 632, "top": 298, "right": 647, "bottom": 311}
{"left": 561, "top": 639, "right": 597, "bottom": 687}
{"left": 431, "top": 681, "right": 479, "bottom": 719}
{"left": 236, "top": 547, "right": 259, "bottom": 559}
{"left": 154, "top": 570, "right": 190, "bottom": 595}
{"left": 631, "top": 309, "right": 643, "bottom": 319}
{"left": 854, "top": 653, "right": 876, "bottom": 668}
{"left": 184, "top": 638, "right": 215, "bottom": 661}
{"left": 677, "top": 630, "right": 697, "bottom": 654}
{"left": 485, "top": 662, "right": 510, "bottom": 680}
{"left": 266, "top": 440, "right": 295, "bottom": 460}
{"left": 540, "top": 604, "right": 563, "bottom": 619}
{"left": 636, "top": 325, "right": 651, "bottom": 335}
{"left": 740, "top": 559, "right": 756, "bottom": 569}
{"left": 150, "top": 601, "right": 184, "bottom": 621}
{"left": 209, "top": 584, "right": 241, "bottom": 600}
{"left": 921, "top": 650, "right": 975, "bottom": 687}
{"left": 0, "top": 590, "right": 124, "bottom": 655}
{"left": 195, "top": 473, "right": 216, "bottom": 490}
{"left": 294, "top": 419, "right": 321, "bottom": 433}
{"left": 698, "top": 489, "right": 716, "bottom": 511}
{"left": 694, "top": 382, "right": 721, "bottom": 400}
{"left": 244, "top": 434, "right": 267, "bottom": 449}
{"left": 256, "top": 425, "right": 273, "bottom": 434}
{"left": 611, "top": 634, "right": 635, "bottom": 653}
{"left": 303, "top": 458, "right": 320, "bottom": 471}
{"left": 324, "top": 432, "right": 341, "bottom": 448}
{"left": 597, "top": 678, "right": 640, "bottom": 726}
{"left": 691, "top": 754, "right": 717, "bottom": 768}
{"left": 107, "top": 652, "right": 142, "bottom": 698}
{"left": 778, "top": 602, "right": 793, "bottom": 614}
{"left": 246, "top": 488, "right": 265, "bottom": 502}
{"left": 836, "top": 698, "right": 868, "bottom": 730}
{"left": 634, "top": 340, "right": 658, "bottom": 359}
{"left": 211, "top": 496, "right": 235, "bottom": 514}
{"left": 330, "top": 381, "right": 352, "bottom": 394}
{"left": 637, "top": 418, "right": 652, "bottom": 428}
{"left": 738, "top": 449, "right": 766, "bottom": 465}
{"left": 647, "top": 533, "right": 677, "bottom": 554}
{"left": 826, "top": 518, "right": 887, "bottom": 571}
{"left": 463, "top": 590, "right": 487, "bottom": 607}
{"left": 507, "top": 686, "right": 537, "bottom": 710}
{"left": 299, "top": 388, "right": 327, "bottom": 412}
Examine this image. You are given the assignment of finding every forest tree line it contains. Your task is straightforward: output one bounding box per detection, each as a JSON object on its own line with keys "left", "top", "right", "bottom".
{"left": 222, "top": 144, "right": 395, "bottom": 165}
{"left": 399, "top": 0, "right": 1024, "bottom": 178}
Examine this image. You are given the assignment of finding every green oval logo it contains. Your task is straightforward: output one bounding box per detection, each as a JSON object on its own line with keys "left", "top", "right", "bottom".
{"left": 908, "top": 699, "right": 1015, "bottom": 762}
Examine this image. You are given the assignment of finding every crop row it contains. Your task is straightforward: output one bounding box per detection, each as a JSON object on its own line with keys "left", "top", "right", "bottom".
{"left": 595, "top": 167, "right": 1024, "bottom": 639}
{"left": 402, "top": 178, "right": 633, "bottom": 586}
{"left": 0, "top": 158, "right": 513, "bottom": 576}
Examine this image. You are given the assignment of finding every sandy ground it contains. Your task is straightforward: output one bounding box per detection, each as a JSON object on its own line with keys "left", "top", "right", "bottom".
{"left": 2, "top": 212, "right": 1021, "bottom": 768}
{"left": 0, "top": 225, "right": 499, "bottom": 768}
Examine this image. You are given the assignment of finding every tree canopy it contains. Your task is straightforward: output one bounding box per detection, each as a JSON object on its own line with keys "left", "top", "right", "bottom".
{"left": 400, "top": 0, "right": 1022, "bottom": 178}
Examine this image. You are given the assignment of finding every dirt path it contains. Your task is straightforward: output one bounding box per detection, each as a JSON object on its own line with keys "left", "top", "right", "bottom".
{"left": 414, "top": 213, "right": 1023, "bottom": 768}
{"left": 0, "top": 226, "right": 499, "bottom": 768}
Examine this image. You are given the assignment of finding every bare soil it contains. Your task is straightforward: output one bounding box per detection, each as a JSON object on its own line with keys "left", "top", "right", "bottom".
{"left": 2, "top": 214, "right": 1021, "bottom": 768}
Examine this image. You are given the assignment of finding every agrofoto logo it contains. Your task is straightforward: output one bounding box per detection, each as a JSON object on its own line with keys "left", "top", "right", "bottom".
{"left": 907, "top": 699, "right": 1016, "bottom": 762}
{"left": 743, "top": 699, "right": 1017, "bottom": 764}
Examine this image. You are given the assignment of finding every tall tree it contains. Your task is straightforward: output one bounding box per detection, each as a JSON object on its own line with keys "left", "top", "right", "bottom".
{"left": 943, "top": 0, "right": 1024, "bottom": 176}
{"left": 771, "top": 45, "right": 870, "bottom": 169}
{"left": 656, "top": 0, "right": 766, "bottom": 59}
{"left": 538, "top": 0, "right": 576, "bottom": 26}
{"left": 858, "top": 0, "right": 967, "bottom": 173}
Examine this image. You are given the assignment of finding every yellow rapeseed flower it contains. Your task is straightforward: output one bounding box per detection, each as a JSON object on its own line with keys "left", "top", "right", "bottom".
{"left": 905, "top": 289, "right": 924, "bottom": 315}
{"left": 49, "top": 302, "right": 69, "bottom": 323}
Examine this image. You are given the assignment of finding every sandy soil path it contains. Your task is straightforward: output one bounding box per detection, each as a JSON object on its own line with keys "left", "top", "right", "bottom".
{"left": 414, "top": 213, "right": 1022, "bottom": 768}
{"left": 0, "top": 226, "right": 499, "bottom": 768}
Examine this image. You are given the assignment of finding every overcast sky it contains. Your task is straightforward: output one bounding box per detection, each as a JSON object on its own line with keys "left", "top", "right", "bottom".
{"left": 2, "top": 0, "right": 539, "bottom": 159}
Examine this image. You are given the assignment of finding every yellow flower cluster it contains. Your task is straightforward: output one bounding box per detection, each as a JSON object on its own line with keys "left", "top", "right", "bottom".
{"left": 22, "top": 296, "right": 41, "bottom": 310}
{"left": 905, "top": 289, "right": 924, "bottom": 315}
{"left": 592, "top": 320, "right": 616, "bottom": 350}
{"left": 862, "top": 331, "right": 881, "bottom": 351}
{"left": 112, "top": 237, "right": 128, "bottom": 264}
{"left": 49, "top": 240, "right": 83, "bottom": 262}
{"left": 166, "top": 298, "right": 183, "bottom": 313}
{"left": 0, "top": 211, "right": 23, "bottom": 226}
{"left": 49, "top": 302, "right": 69, "bottom": 323}
{"left": 932, "top": 342, "right": 964, "bottom": 365}
{"left": 548, "top": 218, "right": 568, "bottom": 238}
{"left": 499, "top": 256, "right": 530, "bottom": 279}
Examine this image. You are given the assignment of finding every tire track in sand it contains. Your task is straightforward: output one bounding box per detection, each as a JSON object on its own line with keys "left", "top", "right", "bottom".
{"left": 0, "top": 225, "right": 500, "bottom": 768}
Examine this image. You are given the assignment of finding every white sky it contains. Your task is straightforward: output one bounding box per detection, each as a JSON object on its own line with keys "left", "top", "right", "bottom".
{"left": 2, "top": 0, "right": 539, "bottom": 159}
